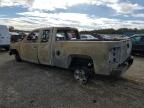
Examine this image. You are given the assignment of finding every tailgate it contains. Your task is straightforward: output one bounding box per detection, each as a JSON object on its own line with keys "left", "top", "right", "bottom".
{"left": 120, "top": 39, "right": 132, "bottom": 64}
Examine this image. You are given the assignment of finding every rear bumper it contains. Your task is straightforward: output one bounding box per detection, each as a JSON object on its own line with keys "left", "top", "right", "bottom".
{"left": 110, "top": 56, "right": 133, "bottom": 75}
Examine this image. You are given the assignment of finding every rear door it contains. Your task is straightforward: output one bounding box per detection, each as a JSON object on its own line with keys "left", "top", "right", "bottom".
{"left": 20, "top": 30, "right": 40, "bottom": 63}
{"left": 53, "top": 28, "right": 79, "bottom": 68}
{"left": 38, "top": 29, "right": 53, "bottom": 65}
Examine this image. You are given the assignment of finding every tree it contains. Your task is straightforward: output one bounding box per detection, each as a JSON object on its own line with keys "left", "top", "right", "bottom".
{"left": 9, "top": 26, "right": 14, "bottom": 32}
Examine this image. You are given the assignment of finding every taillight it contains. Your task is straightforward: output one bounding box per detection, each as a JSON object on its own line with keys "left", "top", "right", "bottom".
{"left": 109, "top": 47, "right": 120, "bottom": 64}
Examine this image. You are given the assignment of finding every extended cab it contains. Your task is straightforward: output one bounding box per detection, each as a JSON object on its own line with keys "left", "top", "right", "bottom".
{"left": 10, "top": 27, "right": 133, "bottom": 84}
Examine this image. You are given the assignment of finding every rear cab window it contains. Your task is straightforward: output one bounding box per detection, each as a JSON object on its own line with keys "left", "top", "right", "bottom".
{"left": 56, "top": 29, "right": 79, "bottom": 41}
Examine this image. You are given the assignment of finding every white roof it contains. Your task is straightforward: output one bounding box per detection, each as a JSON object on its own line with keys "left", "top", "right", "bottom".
{"left": 10, "top": 32, "right": 19, "bottom": 35}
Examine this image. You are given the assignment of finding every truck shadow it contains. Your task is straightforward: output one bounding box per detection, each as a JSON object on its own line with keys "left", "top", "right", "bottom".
{"left": 0, "top": 49, "right": 8, "bottom": 53}
{"left": 133, "top": 54, "right": 144, "bottom": 57}
{"left": 86, "top": 74, "right": 144, "bottom": 92}
{"left": 25, "top": 61, "right": 144, "bottom": 90}
{"left": 92, "top": 74, "right": 140, "bottom": 85}
{"left": 1, "top": 59, "right": 144, "bottom": 92}
{"left": 1, "top": 60, "right": 144, "bottom": 108}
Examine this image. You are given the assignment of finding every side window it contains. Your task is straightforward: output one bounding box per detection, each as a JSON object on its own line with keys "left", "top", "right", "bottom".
{"left": 27, "top": 30, "right": 39, "bottom": 42}
{"left": 41, "top": 30, "right": 50, "bottom": 42}
{"left": 131, "top": 36, "right": 141, "bottom": 44}
{"left": 56, "top": 31, "right": 66, "bottom": 41}
{"left": 82, "top": 36, "right": 87, "bottom": 39}
{"left": 67, "top": 31, "right": 77, "bottom": 40}
{"left": 56, "top": 30, "right": 78, "bottom": 41}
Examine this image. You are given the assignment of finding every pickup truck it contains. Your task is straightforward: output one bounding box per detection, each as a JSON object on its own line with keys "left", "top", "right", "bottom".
{"left": 10, "top": 27, "right": 133, "bottom": 84}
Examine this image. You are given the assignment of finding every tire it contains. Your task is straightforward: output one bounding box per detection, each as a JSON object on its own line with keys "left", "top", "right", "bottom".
{"left": 74, "top": 67, "right": 90, "bottom": 85}
{"left": 15, "top": 53, "right": 22, "bottom": 62}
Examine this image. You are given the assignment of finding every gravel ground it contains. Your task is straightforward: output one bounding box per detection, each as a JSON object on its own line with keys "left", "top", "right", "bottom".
{"left": 0, "top": 50, "right": 144, "bottom": 108}
{"left": 124, "top": 56, "right": 144, "bottom": 82}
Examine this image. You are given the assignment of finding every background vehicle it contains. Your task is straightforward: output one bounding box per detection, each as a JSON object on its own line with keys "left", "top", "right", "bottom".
{"left": 10, "top": 32, "right": 27, "bottom": 43}
{"left": 0, "top": 25, "right": 11, "bottom": 50}
{"left": 80, "top": 33, "right": 128, "bottom": 41}
{"left": 10, "top": 27, "right": 133, "bottom": 84}
{"left": 130, "top": 34, "right": 144, "bottom": 55}
{"left": 80, "top": 34, "right": 98, "bottom": 40}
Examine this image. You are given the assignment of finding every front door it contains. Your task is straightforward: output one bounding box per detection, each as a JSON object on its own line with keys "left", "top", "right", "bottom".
{"left": 20, "top": 30, "right": 40, "bottom": 63}
{"left": 38, "top": 29, "right": 52, "bottom": 65}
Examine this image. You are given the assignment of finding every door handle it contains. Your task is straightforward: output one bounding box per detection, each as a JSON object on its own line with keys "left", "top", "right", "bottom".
{"left": 33, "top": 46, "right": 37, "bottom": 49}
{"left": 56, "top": 50, "right": 60, "bottom": 56}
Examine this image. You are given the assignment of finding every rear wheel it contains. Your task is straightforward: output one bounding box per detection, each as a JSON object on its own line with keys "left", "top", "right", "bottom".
{"left": 74, "top": 67, "right": 90, "bottom": 85}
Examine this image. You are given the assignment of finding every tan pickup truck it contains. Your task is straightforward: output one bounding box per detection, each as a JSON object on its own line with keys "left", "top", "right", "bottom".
{"left": 10, "top": 27, "right": 133, "bottom": 84}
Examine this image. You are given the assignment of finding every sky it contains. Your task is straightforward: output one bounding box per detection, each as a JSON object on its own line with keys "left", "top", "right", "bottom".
{"left": 0, "top": 0, "right": 144, "bottom": 31}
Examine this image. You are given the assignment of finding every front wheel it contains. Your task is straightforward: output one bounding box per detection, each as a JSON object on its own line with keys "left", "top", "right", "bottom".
{"left": 15, "top": 53, "right": 22, "bottom": 62}
{"left": 74, "top": 67, "right": 90, "bottom": 85}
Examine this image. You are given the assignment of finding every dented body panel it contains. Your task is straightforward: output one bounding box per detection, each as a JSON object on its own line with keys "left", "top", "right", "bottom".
{"left": 10, "top": 27, "right": 133, "bottom": 75}
{"left": 54, "top": 41, "right": 114, "bottom": 75}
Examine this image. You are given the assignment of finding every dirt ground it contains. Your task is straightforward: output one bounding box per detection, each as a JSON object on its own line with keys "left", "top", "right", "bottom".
{"left": 0, "top": 50, "right": 144, "bottom": 108}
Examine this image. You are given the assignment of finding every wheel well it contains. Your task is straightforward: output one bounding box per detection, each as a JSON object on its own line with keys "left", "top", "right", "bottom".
{"left": 69, "top": 55, "right": 94, "bottom": 69}
{"left": 9, "top": 49, "right": 18, "bottom": 55}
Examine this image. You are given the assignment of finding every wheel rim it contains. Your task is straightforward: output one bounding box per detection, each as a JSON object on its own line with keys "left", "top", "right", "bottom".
{"left": 74, "top": 69, "right": 88, "bottom": 84}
